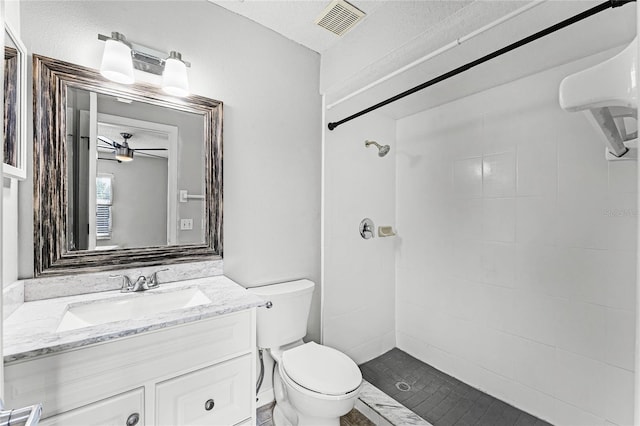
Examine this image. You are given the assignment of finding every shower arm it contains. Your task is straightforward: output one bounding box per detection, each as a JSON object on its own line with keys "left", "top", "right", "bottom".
{"left": 327, "top": 0, "right": 636, "bottom": 131}
{"left": 365, "top": 140, "right": 382, "bottom": 149}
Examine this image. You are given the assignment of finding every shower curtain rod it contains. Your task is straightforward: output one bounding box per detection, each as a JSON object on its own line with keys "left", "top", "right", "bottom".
{"left": 327, "top": 0, "right": 636, "bottom": 131}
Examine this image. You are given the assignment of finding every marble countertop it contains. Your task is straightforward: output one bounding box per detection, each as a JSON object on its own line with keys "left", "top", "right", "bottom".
{"left": 4, "top": 275, "right": 265, "bottom": 363}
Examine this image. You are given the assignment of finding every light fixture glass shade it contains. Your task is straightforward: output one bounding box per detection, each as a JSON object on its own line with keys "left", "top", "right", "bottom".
{"left": 162, "top": 53, "right": 189, "bottom": 97}
{"left": 100, "top": 39, "right": 134, "bottom": 84}
{"left": 115, "top": 146, "right": 134, "bottom": 162}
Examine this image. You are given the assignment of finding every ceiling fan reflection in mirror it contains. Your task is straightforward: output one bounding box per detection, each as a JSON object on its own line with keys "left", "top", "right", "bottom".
{"left": 97, "top": 132, "right": 167, "bottom": 163}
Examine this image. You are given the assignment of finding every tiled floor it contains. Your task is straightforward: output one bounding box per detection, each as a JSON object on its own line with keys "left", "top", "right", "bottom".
{"left": 257, "top": 402, "right": 375, "bottom": 426}
{"left": 360, "top": 348, "right": 553, "bottom": 426}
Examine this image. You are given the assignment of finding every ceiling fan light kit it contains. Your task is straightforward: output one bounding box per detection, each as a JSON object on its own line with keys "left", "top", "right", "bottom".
{"left": 98, "top": 132, "right": 168, "bottom": 163}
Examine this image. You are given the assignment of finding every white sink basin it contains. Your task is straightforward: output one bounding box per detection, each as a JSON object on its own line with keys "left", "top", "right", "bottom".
{"left": 56, "top": 287, "right": 212, "bottom": 332}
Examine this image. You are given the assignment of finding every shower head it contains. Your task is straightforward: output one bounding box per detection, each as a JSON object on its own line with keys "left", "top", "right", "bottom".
{"left": 365, "top": 140, "right": 390, "bottom": 157}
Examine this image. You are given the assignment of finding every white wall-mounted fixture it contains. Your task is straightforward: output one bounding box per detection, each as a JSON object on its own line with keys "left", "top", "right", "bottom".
{"left": 98, "top": 32, "right": 191, "bottom": 96}
{"left": 377, "top": 226, "right": 396, "bottom": 237}
{"left": 559, "top": 38, "right": 638, "bottom": 160}
{"left": 179, "top": 190, "right": 205, "bottom": 202}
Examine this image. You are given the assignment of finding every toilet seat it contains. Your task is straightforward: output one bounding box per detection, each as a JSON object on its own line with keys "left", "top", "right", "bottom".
{"left": 281, "top": 342, "right": 362, "bottom": 396}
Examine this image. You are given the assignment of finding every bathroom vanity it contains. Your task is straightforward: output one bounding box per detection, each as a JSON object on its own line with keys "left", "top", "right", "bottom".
{"left": 3, "top": 276, "right": 263, "bottom": 426}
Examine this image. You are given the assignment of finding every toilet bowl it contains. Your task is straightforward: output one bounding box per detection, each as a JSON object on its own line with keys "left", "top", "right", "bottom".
{"left": 248, "top": 280, "right": 363, "bottom": 426}
{"left": 271, "top": 341, "right": 362, "bottom": 426}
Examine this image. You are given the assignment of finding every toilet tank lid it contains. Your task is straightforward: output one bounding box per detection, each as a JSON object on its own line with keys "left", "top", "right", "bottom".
{"left": 247, "top": 279, "right": 314, "bottom": 297}
{"left": 282, "top": 342, "right": 362, "bottom": 396}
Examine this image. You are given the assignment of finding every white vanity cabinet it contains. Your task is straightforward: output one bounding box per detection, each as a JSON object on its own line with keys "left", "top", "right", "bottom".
{"left": 156, "top": 356, "right": 252, "bottom": 425}
{"left": 5, "top": 309, "right": 257, "bottom": 426}
{"left": 38, "top": 388, "right": 145, "bottom": 426}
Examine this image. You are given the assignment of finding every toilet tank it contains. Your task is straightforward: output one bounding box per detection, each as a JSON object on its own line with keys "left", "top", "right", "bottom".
{"left": 248, "top": 279, "right": 314, "bottom": 349}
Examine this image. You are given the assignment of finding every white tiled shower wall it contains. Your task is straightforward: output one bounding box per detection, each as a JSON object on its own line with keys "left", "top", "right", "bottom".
{"left": 395, "top": 47, "right": 636, "bottom": 425}
{"left": 323, "top": 110, "right": 397, "bottom": 365}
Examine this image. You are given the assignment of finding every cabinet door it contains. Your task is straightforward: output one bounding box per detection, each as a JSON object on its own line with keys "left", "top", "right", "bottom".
{"left": 39, "top": 388, "right": 144, "bottom": 426}
{"left": 156, "top": 355, "right": 251, "bottom": 426}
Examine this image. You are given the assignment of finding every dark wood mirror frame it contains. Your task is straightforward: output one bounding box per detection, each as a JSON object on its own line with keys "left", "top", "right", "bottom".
{"left": 5, "top": 46, "right": 18, "bottom": 166}
{"left": 4, "top": 22, "right": 28, "bottom": 180}
{"left": 33, "top": 54, "right": 223, "bottom": 277}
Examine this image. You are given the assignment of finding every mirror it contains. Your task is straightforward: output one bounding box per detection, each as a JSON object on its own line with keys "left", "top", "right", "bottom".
{"left": 66, "top": 88, "right": 206, "bottom": 251}
{"left": 33, "top": 55, "right": 222, "bottom": 277}
{"left": 3, "top": 23, "right": 27, "bottom": 180}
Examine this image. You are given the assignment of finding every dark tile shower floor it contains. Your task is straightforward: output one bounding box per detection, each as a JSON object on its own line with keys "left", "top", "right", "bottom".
{"left": 360, "top": 348, "right": 553, "bottom": 426}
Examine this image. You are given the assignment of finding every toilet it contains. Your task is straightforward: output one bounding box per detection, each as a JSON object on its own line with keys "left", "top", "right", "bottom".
{"left": 249, "top": 280, "right": 362, "bottom": 426}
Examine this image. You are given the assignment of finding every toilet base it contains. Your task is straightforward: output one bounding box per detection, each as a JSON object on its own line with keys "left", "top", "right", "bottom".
{"left": 273, "top": 404, "right": 292, "bottom": 426}
{"left": 296, "top": 413, "right": 340, "bottom": 426}
{"left": 273, "top": 403, "right": 340, "bottom": 426}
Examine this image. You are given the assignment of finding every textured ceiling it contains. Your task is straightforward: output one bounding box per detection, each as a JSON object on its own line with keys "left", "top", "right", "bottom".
{"left": 207, "top": 0, "right": 475, "bottom": 53}
{"left": 206, "top": 0, "right": 539, "bottom": 95}
{"left": 319, "top": 0, "right": 530, "bottom": 94}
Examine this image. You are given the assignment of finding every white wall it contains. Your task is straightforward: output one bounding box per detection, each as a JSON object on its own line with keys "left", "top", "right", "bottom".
{"left": 16, "top": 0, "right": 321, "bottom": 339}
{"left": 395, "top": 47, "right": 637, "bottom": 425}
{"left": 323, "top": 105, "right": 396, "bottom": 364}
{"left": 2, "top": 178, "right": 17, "bottom": 285}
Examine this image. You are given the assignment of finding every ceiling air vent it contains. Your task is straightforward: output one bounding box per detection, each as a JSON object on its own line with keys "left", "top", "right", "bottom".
{"left": 314, "top": 0, "right": 365, "bottom": 36}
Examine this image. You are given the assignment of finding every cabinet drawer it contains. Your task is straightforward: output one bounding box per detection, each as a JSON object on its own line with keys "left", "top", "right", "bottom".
{"left": 39, "top": 388, "right": 144, "bottom": 426}
{"left": 156, "top": 355, "right": 252, "bottom": 426}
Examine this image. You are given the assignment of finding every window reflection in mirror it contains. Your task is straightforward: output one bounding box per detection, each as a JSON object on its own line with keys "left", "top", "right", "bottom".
{"left": 96, "top": 174, "right": 113, "bottom": 241}
{"left": 66, "top": 87, "right": 206, "bottom": 251}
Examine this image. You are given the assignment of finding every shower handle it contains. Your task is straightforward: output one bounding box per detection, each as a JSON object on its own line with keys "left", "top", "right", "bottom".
{"left": 360, "top": 218, "right": 375, "bottom": 239}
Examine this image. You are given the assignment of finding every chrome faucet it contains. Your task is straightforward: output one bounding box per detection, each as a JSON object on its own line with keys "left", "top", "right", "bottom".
{"left": 111, "top": 269, "right": 169, "bottom": 293}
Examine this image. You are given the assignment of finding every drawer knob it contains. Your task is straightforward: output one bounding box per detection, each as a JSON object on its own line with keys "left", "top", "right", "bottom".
{"left": 205, "top": 399, "right": 215, "bottom": 411}
{"left": 126, "top": 412, "right": 140, "bottom": 426}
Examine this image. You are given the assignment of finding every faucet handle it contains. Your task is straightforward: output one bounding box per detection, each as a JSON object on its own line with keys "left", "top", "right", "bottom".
{"left": 147, "top": 268, "right": 169, "bottom": 288}
{"left": 110, "top": 274, "right": 133, "bottom": 292}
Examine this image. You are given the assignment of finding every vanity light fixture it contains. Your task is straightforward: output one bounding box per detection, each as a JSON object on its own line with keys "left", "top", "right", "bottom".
{"left": 162, "top": 51, "right": 190, "bottom": 97}
{"left": 98, "top": 32, "right": 191, "bottom": 96}
{"left": 99, "top": 32, "right": 134, "bottom": 84}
